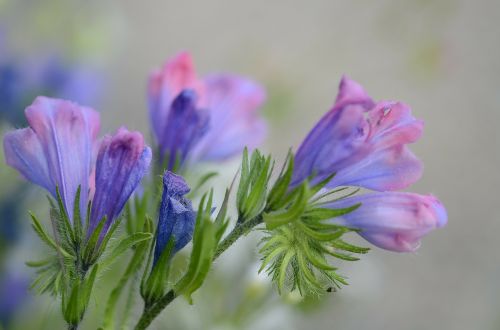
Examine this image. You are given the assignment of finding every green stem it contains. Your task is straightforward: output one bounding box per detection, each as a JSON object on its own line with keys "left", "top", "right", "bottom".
{"left": 102, "top": 246, "right": 147, "bottom": 329}
{"left": 133, "top": 215, "right": 263, "bottom": 330}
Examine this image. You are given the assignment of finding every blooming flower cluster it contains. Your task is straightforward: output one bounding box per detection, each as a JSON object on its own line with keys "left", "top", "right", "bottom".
{"left": 1, "top": 51, "right": 447, "bottom": 330}
{"left": 3, "top": 97, "right": 151, "bottom": 238}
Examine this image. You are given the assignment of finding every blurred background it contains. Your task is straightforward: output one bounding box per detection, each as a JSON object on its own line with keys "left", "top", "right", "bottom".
{"left": 0, "top": 0, "right": 499, "bottom": 329}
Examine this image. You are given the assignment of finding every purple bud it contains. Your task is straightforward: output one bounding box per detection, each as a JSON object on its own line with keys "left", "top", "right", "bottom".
{"left": 88, "top": 127, "right": 152, "bottom": 237}
{"left": 154, "top": 171, "right": 196, "bottom": 264}
{"left": 159, "top": 89, "right": 209, "bottom": 170}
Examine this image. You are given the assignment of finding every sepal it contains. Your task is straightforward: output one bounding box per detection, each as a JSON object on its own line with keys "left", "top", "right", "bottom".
{"left": 174, "top": 192, "right": 220, "bottom": 302}
{"left": 62, "top": 264, "right": 99, "bottom": 327}
{"left": 236, "top": 148, "right": 273, "bottom": 220}
{"left": 259, "top": 187, "right": 368, "bottom": 296}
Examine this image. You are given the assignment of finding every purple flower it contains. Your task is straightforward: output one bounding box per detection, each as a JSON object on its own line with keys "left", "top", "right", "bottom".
{"left": 3, "top": 97, "right": 151, "bottom": 237}
{"left": 157, "top": 90, "right": 208, "bottom": 170}
{"left": 89, "top": 127, "right": 152, "bottom": 237}
{"left": 148, "top": 51, "right": 266, "bottom": 169}
{"left": 154, "top": 171, "right": 196, "bottom": 264}
{"left": 291, "top": 76, "right": 446, "bottom": 251}
{"left": 291, "top": 76, "right": 423, "bottom": 191}
{"left": 3, "top": 96, "right": 100, "bottom": 222}
{"left": 326, "top": 193, "right": 447, "bottom": 252}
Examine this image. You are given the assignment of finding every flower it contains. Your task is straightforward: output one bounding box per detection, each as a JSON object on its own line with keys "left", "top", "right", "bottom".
{"left": 148, "top": 51, "right": 266, "bottom": 169}
{"left": 3, "top": 96, "right": 99, "bottom": 222}
{"left": 291, "top": 76, "right": 423, "bottom": 191}
{"left": 153, "top": 171, "right": 196, "bottom": 264}
{"left": 291, "top": 76, "right": 446, "bottom": 251}
{"left": 3, "top": 97, "right": 151, "bottom": 238}
{"left": 89, "top": 127, "right": 152, "bottom": 238}
{"left": 326, "top": 193, "right": 447, "bottom": 252}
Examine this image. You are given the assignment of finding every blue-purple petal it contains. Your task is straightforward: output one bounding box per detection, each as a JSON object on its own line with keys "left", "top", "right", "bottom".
{"left": 88, "top": 127, "right": 152, "bottom": 237}
{"left": 154, "top": 171, "right": 196, "bottom": 264}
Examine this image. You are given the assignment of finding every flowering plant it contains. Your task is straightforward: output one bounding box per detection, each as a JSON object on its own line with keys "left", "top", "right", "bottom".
{"left": 2, "top": 52, "right": 446, "bottom": 330}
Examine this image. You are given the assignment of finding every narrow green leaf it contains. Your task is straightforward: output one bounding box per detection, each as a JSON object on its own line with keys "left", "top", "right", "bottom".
{"left": 100, "top": 232, "right": 152, "bottom": 269}
{"left": 73, "top": 185, "right": 83, "bottom": 246}
{"left": 331, "top": 239, "right": 370, "bottom": 254}
{"left": 82, "top": 216, "right": 107, "bottom": 265}
{"left": 267, "top": 150, "right": 294, "bottom": 211}
{"left": 264, "top": 183, "right": 308, "bottom": 230}
{"left": 277, "top": 250, "right": 295, "bottom": 294}
{"left": 29, "top": 212, "right": 72, "bottom": 258}
{"left": 303, "top": 204, "right": 361, "bottom": 221}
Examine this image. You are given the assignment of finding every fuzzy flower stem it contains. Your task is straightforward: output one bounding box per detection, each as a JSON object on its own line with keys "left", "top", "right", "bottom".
{"left": 134, "top": 215, "right": 263, "bottom": 330}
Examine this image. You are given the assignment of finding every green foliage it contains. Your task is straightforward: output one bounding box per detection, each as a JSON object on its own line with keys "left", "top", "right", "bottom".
{"left": 237, "top": 148, "right": 273, "bottom": 220}
{"left": 259, "top": 156, "right": 369, "bottom": 297}
{"left": 27, "top": 185, "right": 152, "bottom": 328}
{"left": 174, "top": 190, "right": 223, "bottom": 303}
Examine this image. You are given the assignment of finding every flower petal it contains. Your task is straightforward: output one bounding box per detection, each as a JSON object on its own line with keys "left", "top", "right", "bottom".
{"left": 159, "top": 89, "right": 209, "bottom": 169}
{"left": 291, "top": 104, "right": 368, "bottom": 187}
{"left": 154, "top": 171, "right": 196, "bottom": 263}
{"left": 329, "top": 145, "right": 423, "bottom": 191}
{"left": 191, "top": 74, "right": 267, "bottom": 161}
{"left": 334, "top": 75, "right": 375, "bottom": 110}
{"left": 89, "top": 127, "right": 152, "bottom": 237}
{"left": 148, "top": 52, "right": 204, "bottom": 146}
{"left": 3, "top": 96, "right": 100, "bottom": 221}
{"left": 327, "top": 192, "right": 447, "bottom": 252}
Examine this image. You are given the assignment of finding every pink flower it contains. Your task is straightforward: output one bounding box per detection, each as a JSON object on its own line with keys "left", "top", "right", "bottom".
{"left": 148, "top": 52, "right": 266, "bottom": 169}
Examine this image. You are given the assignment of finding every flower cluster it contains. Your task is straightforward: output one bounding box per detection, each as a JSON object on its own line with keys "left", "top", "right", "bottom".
{"left": 4, "top": 97, "right": 151, "bottom": 239}
{"left": 1, "top": 51, "right": 447, "bottom": 330}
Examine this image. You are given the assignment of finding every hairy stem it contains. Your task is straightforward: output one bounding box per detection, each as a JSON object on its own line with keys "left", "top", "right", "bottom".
{"left": 134, "top": 215, "right": 263, "bottom": 330}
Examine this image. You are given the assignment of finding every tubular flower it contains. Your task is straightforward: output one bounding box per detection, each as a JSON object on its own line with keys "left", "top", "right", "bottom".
{"left": 3, "top": 96, "right": 99, "bottom": 222}
{"left": 291, "top": 77, "right": 446, "bottom": 251}
{"left": 3, "top": 97, "right": 151, "bottom": 238}
{"left": 326, "top": 193, "right": 447, "bottom": 252}
{"left": 89, "top": 127, "right": 152, "bottom": 238}
{"left": 153, "top": 171, "right": 196, "bottom": 264}
{"left": 148, "top": 51, "right": 266, "bottom": 169}
{"left": 291, "top": 76, "right": 423, "bottom": 191}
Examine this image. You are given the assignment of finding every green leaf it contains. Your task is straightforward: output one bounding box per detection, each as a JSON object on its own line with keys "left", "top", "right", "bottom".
{"left": 277, "top": 249, "right": 295, "bottom": 294}
{"left": 63, "top": 282, "right": 81, "bottom": 325}
{"left": 242, "top": 155, "right": 271, "bottom": 219}
{"left": 331, "top": 239, "right": 369, "bottom": 254}
{"left": 100, "top": 232, "right": 152, "bottom": 270}
{"left": 263, "top": 183, "right": 308, "bottom": 230}
{"left": 82, "top": 216, "right": 107, "bottom": 266}
{"left": 266, "top": 150, "right": 294, "bottom": 211}
{"left": 55, "top": 186, "right": 75, "bottom": 245}
{"left": 236, "top": 147, "right": 250, "bottom": 212}
{"left": 29, "top": 212, "right": 72, "bottom": 258}
{"left": 73, "top": 185, "right": 83, "bottom": 247}
{"left": 308, "top": 173, "right": 336, "bottom": 197}
{"left": 142, "top": 237, "right": 175, "bottom": 304}
{"left": 82, "top": 264, "right": 99, "bottom": 313}
{"left": 303, "top": 203, "right": 361, "bottom": 221}
{"left": 174, "top": 199, "right": 217, "bottom": 300}
{"left": 102, "top": 244, "right": 148, "bottom": 330}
